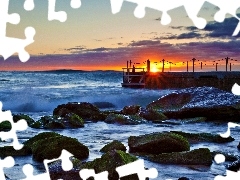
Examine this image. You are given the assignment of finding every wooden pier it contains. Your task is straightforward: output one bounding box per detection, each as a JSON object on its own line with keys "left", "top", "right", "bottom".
{"left": 122, "top": 69, "right": 240, "bottom": 91}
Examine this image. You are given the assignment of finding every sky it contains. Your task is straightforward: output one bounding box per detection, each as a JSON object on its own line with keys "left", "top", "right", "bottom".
{"left": 0, "top": 0, "right": 240, "bottom": 71}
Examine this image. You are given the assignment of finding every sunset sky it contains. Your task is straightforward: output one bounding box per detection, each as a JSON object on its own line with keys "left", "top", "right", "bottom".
{"left": 1, "top": 0, "right": 240, "bottom": 71}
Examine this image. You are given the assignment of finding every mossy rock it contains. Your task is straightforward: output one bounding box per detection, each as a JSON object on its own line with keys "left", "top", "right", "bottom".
{"left": 128, "top": 132, "right": 190, "bottom": 154}
{"left": 121, "top": 105, "right": 141, "bottom": 115}
{"left": 146, "top": 148, "right": 212, "bottom": 165}
{"left": 81, "top": 150, "right": 138, "bottom": 180}
{"left": 43, "top": 121, "right": 66, "bottom": 129}
{"left": 105, "top": 113, "right": 146, "bottom": 125}
{"left": 67, "top": 113, "right": 84, "bottom": 128}
{"left": 0, "top": 121, "right": 11, "bottom": 131}
{"left": 170, "top": 131, "right": 234, "bottom": 143}
{"left": 0, "top": 146, "right": 31, "bottom": 157}
{"left": 53, "top": 102, "right": 101, "bottom": 121}
{"left": 139, "top": 108, "right": 168, "bottom": 121}
{"left": 24, "top": 132, "right": 89, "bottom": 162}
{"left": 100, "top": 140, "right": 127, "bottom": 153}
{"left": 13, "top": 114, "right": 35, "bottom": 126}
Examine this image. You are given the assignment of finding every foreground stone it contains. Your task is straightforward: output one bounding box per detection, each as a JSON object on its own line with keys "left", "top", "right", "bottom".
{"left": 170, "top": 131, "right": 234, "bottom": 144}
{"left": 100, "top": 140, "right": 127, "bottom": 153}
{"left": 81, "top": 150, "right": 138, "bottom": 180}
{"left": 139, "top": 108, "right": 168, "bottom": 122}
{"left": 145, "top": 148, "right": 212, "bottom": 165}
{"left": 24, "top": 132, "right": 89, "bottom": 162}
{"left": 53, "top": 102, "right": 105, "bottom": 121}
{"left": 128, "top": 132, "right": 190, "bottom": 154}
{"left": 147, "top": 87, "right": 240, "bottom": 122}
{"left": 121, "top": 105, "right": 141, "bottom": 115}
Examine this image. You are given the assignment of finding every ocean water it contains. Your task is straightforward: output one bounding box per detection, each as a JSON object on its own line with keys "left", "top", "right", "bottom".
{"left": 0, "top": 70, "right": 239, "bottom": 180}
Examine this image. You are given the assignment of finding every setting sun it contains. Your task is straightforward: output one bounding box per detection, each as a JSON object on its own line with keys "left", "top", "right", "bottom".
{"left": 151, "top": 66, "right": 158, "bottom": 72}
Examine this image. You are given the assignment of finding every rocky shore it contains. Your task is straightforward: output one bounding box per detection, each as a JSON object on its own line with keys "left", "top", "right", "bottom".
{"left": 0, "top": 86, "right": 240, "bottom": 179}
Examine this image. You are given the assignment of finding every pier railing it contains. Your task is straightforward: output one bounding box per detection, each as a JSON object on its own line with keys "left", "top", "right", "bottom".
{"left": 122, "top": 68, "right": 146, "bottom": 88}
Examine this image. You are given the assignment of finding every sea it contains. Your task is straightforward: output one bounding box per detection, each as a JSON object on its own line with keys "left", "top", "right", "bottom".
{"left": 0, "top": 70, "right": 239, "bottom": 180}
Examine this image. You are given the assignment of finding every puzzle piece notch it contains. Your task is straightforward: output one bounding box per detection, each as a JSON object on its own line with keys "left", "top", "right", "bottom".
{"left": 22, "top": 149, "right": 73, "bottom": 180}
{"left": 0, "top": 156, "right": 15, "bottom": 180}
{"left": 0, "top": 0, "right": 35, "bottom": 62}
{"left": 110, "top": 0, "right": 240, "bottom": 34}
{"left": 80, "top": 169, "right": 109, "bottom": 180}
{"left": 24, "top": 0, "right": 35, "bottom": 11}
{"left": 0, "top": 101, "right": 28, "bottom": 150}
{"left": 48, "top": 0, "right": 81, "bottom": 22}
{"left": 220, "top": 122, "right": 240, "bottom": 138}
{"left": 116, "top": 159, "right": 158, "bottom": 180}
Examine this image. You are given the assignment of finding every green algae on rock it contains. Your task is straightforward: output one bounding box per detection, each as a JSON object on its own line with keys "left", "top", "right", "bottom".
{"left": 170, "top": 131, "right": 234, "bottom": 143}
{"left": 128, "top": 132, "right": 190, "bottom": 154}
{"left": 105, "top": 113, "right": 146, "bottom": 125}
{"left": 81, "top": 150, "right": 138, "bottom": 180}
{"left": 24, "top": 132, "right": 89, "bottom": 162}
{"left": 145, "top": 148, "right": 212, "bottom": 165}
{"left": 100, "top": 140, "right": 127, "bottom": 153}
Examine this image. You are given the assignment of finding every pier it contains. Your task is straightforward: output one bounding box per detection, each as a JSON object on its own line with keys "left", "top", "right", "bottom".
{"left": 122, "top": 59, "right": 240, "bottom": 91}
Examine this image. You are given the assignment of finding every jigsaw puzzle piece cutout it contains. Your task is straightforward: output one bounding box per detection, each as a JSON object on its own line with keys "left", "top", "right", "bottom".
{"left": 215, "top": 170, "right": 240, "bottom": 180}
{"left": 0, "top": 0, "right": 35, "bottom": 62}
{"left": 0, "top": 156, "right": 15, "bottom": 180}
{"left": 48, "top": 0, "right": 81, "bottom": 22}
{"left": 232, "top": 83, "right": 240, "bottom": 95}
{"left": 80, "top": 169, "right": 108, "bottom": 180}
{"left": 220, "top": 122, "right": 240, "bottom": 138}
{"left": 22, "top": 149, "right": 73, "bottom": 180}
{"left": 24, "top": 0, "right": 35, "bottom": 11}
{"left": 205, "top": 0, "right": 240, "bottom": 36}
{"left": 116, "top": 159, "right": 158, "bottom": 180}
{"left": 0, "top": 102, "right": 28, "bottom": 150}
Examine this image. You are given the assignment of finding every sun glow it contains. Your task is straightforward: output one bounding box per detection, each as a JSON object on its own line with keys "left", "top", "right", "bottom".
{"left": 151, "top": 66, "right": 158, "bottom": 72}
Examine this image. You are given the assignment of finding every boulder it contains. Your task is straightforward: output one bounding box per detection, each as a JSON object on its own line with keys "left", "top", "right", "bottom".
{"left": 81, "top": 150, "right": 138, "bottom": 180}
{"left": 170, "top": 131, "right": 234, "bottom": 144}
{"left": 147, "top": 87, "right": 240, "bottom": 122}
{"left": 145, "top": 148, "right": 212, "bottom": 165}
{"left": 13, "top": 114, "right": 35, "bottom": 126}
{"left": 121, "top": 105, "right": 141, "bottom": 115}
{"left": 227, "top": 159, "right": 240, "bottom": 172}
{"left": 100, "top": 140, "right": 127, "bottom": 153}
{"left": 53, "top": 102, "right": 103, "bottom": 121}
{"left": 105, "top": 113, "right": 146, "bottom": 125}
{"left": 93, "top": 102, "right": 116, "bottom": 109}
{"left": 0, "top": 121, "right": 11, "bottom": 131}
{"left": 30, "top": 113, "right": 84, "bottom": 129}
{"left": 128, "top": 132, "right": 190, "bottom": 154}
{"left": 0, "top": 146, "right": 31, "bottom": 157}
{"left": 139, "top": 108, "right": 168, "bottom": 121}
{"left": 24, "top": 132, "right": 89, "bottom": 162}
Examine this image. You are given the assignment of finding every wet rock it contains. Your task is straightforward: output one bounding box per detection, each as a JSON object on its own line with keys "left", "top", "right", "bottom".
{"left": 139, "top": 108, "right": 168, "bottom": 122}
{"left": 170, "top": 131, "right": 234, "bottom": 144}
{"left": 121, "top": 105, "right": 141, "bottom": 115}
{"left": 0, "top": 146, "right": 31, "bottom": 157}
{"left": 53, "top": 102, "right": 103, "bottom": 121}
{"left": 238, "top": 142, "right": 240, "bottom": 150}
{"left": 212, "top": 151, "right": 239, "bottom": 162}
{"left": 24, "top": 132, "right": 89, "bottom": 162}
{"left": 0, "top": 121, "right": 11, "bottom": 131}
{"left": 128, "top": 132, "right": 190, "bottom": 154}
{"left": 178, "top": 177, "right": 190, "bottom": 180}
{"left": 147, "top": 87, "right": 240, "bottom": 122}
{"left": 105, "top": 113, "right": 146, "bottom": 125}
{"left": 227, "top": 159, "right": 240, "bottom": 172}
{"left": 30, "top": 113, "right": 84, "bottom": 129}
{"left": 13, "top": 114, "right": 35, "bottom": 126}
{"left": 146, "top": 148, "right": 212, "bottom": 166}
{"left": 100, "top": 140, "right": 127, "bottom": 153}
{"left": 49, "top": 157, "right": 82, "bottom": 180}
{"left": 81, "top": 150, "right": 138, "bottom": 180}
